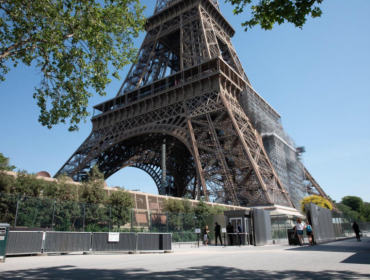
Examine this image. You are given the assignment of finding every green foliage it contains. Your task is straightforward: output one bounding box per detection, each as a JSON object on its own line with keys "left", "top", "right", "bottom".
{"left": 336, "top": 203, "right": 361, "bottom": 221}
{"left": 193, "top": 199, "right": 211, "bottom": 216}
{"left": 85, "top": 223, "right": 109, "bottom": 233}
{"left": 80, "top": 166, "right": 109, "bottom": 231}
{"left": 53, "top": 200, "right": 84, "bottom": 231}
{"left": 209, "top": 205, "right": 227, "bottom": 215}
{"left": 226, "top": 0, "right": 324, "bottom": 31}
{"left": 0, "top": 193, "right": 18, "bottom": 225}
{"left": 341, "top": 196, "right": 364, "bottom": 213}
{"left": 193, "top": 200, "right": 211, "bottom": 229}
{"left": 108, "top": 188, "right": 134, "bottom": 228}
{"left": 363, "top": 203, "right": 370, "bottom": 222}
{"left": 0, "top": 153, "right": 16, "bottom": 171}
{"left": 163, "top": 198, "right": 185, "bottom": 213}
{"left": 79, "top": 165, "right": 107, "bottom": 204}
{"left": 0, "top": 171, "right": 16, "bottom": 193}
{"left": 0, "top": 0, "right": 146, "bottom": 131}
{"left": 300, "top": 195, "right": 332, "bottom": 212}
{"left": 16, "top": 196, "right": 54, "bottom": 228}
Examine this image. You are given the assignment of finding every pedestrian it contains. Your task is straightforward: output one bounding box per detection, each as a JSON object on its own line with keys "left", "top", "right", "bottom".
{"left": 352, "top": 221, "right": 361, "bottom": 242}
{"left": 305, "top": 220, "right": 314, "bottom": 246}
{"left": 294, "top": 218, "right": 305, "bottom": 246}
{"left": 204, "top": 225, "right": 210, "bottom": 246}
{"left": 226, "top": 222, "right": 234, "bottom": 246}
{"left": 237, "top": 222, "right": 243, "bottom": 246}
{"left": 214, "top": 222, "right": 222, "bottom": 246}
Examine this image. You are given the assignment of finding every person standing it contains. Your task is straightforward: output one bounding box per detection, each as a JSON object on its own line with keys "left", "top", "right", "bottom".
{"left": 294, "top": 218, "right": 305, "bottom": 246}
{"left": 226, "top": 222, "right": 234, "bottom": 246}
{"left": 305, "top": 220, "right": 314, "bottom": 246}
{"left": 204, "top": 225, "right": 210, "bottom": 246}
{"left": 237, "top": 222, "right": 243, "bottom": 246}
{"left": 352, "top": 221, "right": 361, "bottom": 242}
{"left": 214, "top": 222, "right": 222, "bottom": 246}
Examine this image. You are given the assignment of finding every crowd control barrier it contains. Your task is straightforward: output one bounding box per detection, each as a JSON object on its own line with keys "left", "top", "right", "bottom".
{"left": 6, "top": 231, "right": 43, "bottom": 255}
{"left": 44, "top": 232, "right": 91, "bottom": 253}
{"left": 137, "top": 233, "right": 172, "bottom": 251}
{"left": 91, "top": 232, "right": 136, "bottom": 252}
{"left": 5, "top": 231, "right": 172, "bottom": 256}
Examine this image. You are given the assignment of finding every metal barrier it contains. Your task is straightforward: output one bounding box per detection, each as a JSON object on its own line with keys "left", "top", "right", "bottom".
{"left": 43, "top": 232, "right": 91, "bottom": 253}
{"left": 91, "top": 233, "right": 136, "bottom": 252}
{"left": 6, "top": 231, "right": 172, "bottom": 255}
{"left": 137, "top": 233, "right": 172, "bottom": 251}
{"left": 6, "top": 231, "right": 43, "bottom": 255}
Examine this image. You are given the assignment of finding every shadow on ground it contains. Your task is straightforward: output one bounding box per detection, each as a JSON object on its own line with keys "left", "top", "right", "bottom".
{"left": 0, "top": 266, "right": 369, "bottom": 280}
{"left": 286, "top": 237, "right": 370, "bottom": 265}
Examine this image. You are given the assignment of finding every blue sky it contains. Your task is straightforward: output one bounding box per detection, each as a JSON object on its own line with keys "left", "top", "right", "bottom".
{"left": 1, "top": 0, "right": 369, "bottom": 203}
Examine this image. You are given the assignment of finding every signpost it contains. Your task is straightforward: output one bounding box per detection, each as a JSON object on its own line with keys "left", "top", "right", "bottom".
{"left": 222, "top": 228, "right": 226, "bottom": 247}
{"left": 195, "top": 228, "right": 201, "bottom": 247}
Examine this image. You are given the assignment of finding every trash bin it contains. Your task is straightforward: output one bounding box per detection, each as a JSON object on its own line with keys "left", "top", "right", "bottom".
{"left": 0, "top": 223, "right": 10, "bottom": 262}
{"left": 287, "top": 229, "right": 300, "bottom": 246}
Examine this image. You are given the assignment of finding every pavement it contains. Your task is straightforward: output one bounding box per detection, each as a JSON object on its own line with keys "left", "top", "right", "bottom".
{"left": 0, "top": 237, "right": 369, "bottom": 279}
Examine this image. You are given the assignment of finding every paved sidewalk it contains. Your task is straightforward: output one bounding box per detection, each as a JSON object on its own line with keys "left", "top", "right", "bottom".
{"left": 0, "top": 237, "right": 369, "bottom": 279}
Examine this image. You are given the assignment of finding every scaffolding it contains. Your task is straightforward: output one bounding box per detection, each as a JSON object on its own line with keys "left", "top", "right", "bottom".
{"left": 240, "top": 87, "right": 307, "bottom": 209}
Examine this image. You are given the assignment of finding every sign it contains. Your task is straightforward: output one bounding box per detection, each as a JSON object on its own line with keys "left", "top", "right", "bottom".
{"left": 222, "top": 228, "right": 226, "bottom": 233}
{"left": 108, "top": 233, "right": 120, "bottom": 242}
{"left": 195, "top": 228, "right": 201, "bottom": 234}
{"left": 0, "top": 237, "right": 4, "bottom": 241}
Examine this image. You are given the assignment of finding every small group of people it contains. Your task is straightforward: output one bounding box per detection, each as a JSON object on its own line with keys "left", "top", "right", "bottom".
{"left": 203, "top": 222, "right": 243, "bottom": 246}
{"left": 295, "top": 218, "right": 314, "bottom": 246}
{"left": 295, "top": 218, "right": 363, "bottom": 246}
{"left": 203, "top": 223, "right": 223, "bottom": 246}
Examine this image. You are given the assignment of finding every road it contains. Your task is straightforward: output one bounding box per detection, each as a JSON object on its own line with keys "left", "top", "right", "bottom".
{"left": 0, "top": 237, "right": 369, "bottom": 279}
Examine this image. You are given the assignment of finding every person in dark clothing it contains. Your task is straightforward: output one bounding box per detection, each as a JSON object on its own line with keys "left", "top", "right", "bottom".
{"left": 226, "top": 222, "right": 234, "bottom": 246}
{"left": 352, "top": 221, "right": 361, "bottom": 242}
{"left": 237, "top": 222, "right": 243, "bottom": 245}
{"left": 214, "top": 222, "right": 222, "bottom": 246}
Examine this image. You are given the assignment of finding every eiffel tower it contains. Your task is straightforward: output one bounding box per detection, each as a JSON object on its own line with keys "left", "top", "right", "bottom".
{"left": 56, "top": 0, "right": 330, "bottom": 208}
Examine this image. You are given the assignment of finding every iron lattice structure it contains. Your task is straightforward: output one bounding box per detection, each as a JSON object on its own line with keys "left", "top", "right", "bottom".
{"left": 56, "top": 0, "right": 331, "bottom": 208}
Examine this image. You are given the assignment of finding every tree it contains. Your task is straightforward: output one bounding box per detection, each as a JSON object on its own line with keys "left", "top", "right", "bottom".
{"left": 226, "top": 0, "right": 324, "bottom": 31}
{"left": 0, "top": 0, "right": 146, "bottom": 131}
{"left": 80, "top": 165, "right": 108, "bottom": 230}
{"left": 163, "top": 198, "right": 185, "bottom": 213}
{"left": 300, "top": 195, "right": 332, "bottom": 213}
{"left": 336, "top": 203, "right": 361, "bottom": 221}
{"left": 79, "top": 165, "right": 107, "bottom": 204}
{"left": 209, "top": 205, "right": 227, "bottom": 215}
{"left": 193, "top": 199, "right": 212, "bottom": 228}
{"left": 363, "top": 203, "right": 370, "bottom": 222}
{"left": 163, "top": 198, "right": 185, "bottom": 232}
{"left": 108, "top": 188, "right": 134, "bottom": 228}
{"left": 341, "top": 196, "right": 364, "bottom": 213}
{"left": 0, "top": 153, "right": 16, "bottom": 171}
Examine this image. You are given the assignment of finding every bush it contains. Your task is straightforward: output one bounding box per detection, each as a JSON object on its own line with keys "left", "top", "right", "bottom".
{"left": 300, "top": 195, "right": 332, "bottom": 213}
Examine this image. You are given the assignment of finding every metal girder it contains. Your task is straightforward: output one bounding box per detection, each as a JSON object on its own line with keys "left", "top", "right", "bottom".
{"left": 304, "top": 167, "right": 338, "bottom": 211}
{"left": 55, "top": 0, "right": 330, "bottom": 209}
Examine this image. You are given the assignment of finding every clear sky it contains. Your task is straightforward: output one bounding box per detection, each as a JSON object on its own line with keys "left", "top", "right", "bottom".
{"left": 1, "top": 0, "right": 369, "bottom": 203}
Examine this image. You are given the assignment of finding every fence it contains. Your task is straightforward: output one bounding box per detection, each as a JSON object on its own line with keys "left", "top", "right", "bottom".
{"left": 271, "top": 207, "right": 370, "bottom": 244}
{"left": 5, "top": 231, "right": 172, "bottom": 255}
{"left": 0, "top": 193, "right": 207, "bottom": 236}
{"left": 306, "top": 203, "right": 370, "bottom": 244}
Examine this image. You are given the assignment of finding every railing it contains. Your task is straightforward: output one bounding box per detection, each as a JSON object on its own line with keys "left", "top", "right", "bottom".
{"left": 93, "top": 67, "right": 218, "bottom": 117}
{"left": 0, "top": 193, "right": 208, "bottom": 236}
{"left": 6, "top": 231, "right": 172, "bottom": 255}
